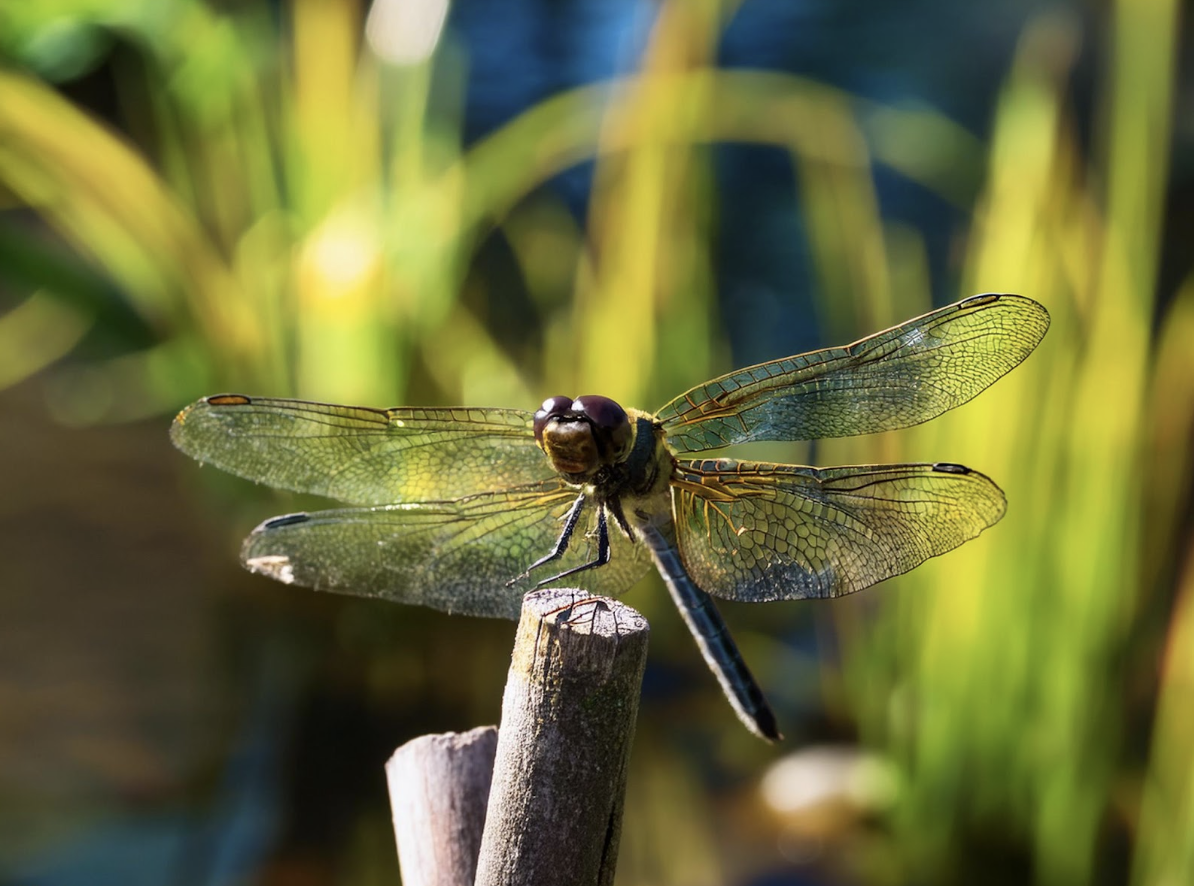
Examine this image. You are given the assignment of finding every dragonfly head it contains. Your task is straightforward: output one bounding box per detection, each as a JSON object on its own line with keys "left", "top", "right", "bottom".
{"left": 534, "top": 395, "right": 633, "bottom": 481}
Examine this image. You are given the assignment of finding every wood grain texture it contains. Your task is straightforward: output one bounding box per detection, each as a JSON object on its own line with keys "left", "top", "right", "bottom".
{"left": 387, "top": 726, "right": 498, "bottom": 886}
{"left": 475, "top": 589, "right": 649, "bottom": 886}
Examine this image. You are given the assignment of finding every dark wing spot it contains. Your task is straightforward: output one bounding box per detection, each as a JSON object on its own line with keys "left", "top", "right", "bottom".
{"left": 262, "top": 512, "right": 311, "bottom": 529}
{"left": 206, "top": 394, "right": 253, "bottom": 406}
{"left": 932, "top": 463, "right": 971, "bottom": 475}
{"left": 958, "top": 292, "right": 1003, "bottom": 309}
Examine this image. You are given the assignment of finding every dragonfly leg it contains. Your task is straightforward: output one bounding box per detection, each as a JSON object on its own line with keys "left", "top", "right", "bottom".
{"left": 529, "top": 506, "right": 612, "bottom": 589}
{"left": 507, "top": 493, "right": 588, "bottom": 586}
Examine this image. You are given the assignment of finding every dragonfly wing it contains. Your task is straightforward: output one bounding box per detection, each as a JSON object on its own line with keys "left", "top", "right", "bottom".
{"left": 656, "top": 293, "right": 1049, "bottom": 452}
{"left": 171, "top": 395, "right": 551, "bottom": 505}
{"left": 672, "top": 458, "right": 1007, "bottom": 601}
{"left": 241, "top": 480, "right": 655, "bottom": 619}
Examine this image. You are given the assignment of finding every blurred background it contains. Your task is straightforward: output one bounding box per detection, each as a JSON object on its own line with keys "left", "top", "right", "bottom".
{"left": 1, "top": 0, "right": 1191, "bottom": 883}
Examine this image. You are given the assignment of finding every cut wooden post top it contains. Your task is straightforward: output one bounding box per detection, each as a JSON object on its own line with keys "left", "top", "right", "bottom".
{"left": 476, "top": 589, "right": 649, "bottom": 886}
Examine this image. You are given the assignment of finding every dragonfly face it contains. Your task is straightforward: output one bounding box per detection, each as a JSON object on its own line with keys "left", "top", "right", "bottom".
{"left": 172, "top": 293, "right": 1050, "bottom": 740}
{"left": 533, "top": 395, "right": 634, "bottom": 482}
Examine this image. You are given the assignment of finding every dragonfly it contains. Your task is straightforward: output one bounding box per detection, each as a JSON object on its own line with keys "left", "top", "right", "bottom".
{"left": 171, "top": 292, "right": 1049, "bottom": 740}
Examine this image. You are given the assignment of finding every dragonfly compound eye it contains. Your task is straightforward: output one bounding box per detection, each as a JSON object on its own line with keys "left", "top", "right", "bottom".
{"left": 573, "top": 395, "right": 632, "bottom": 464}
{"left": 534, "top": 395, "right": 576, "bottom": 446}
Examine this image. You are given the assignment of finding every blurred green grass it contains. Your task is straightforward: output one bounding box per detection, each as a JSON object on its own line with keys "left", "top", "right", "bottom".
{"left": 1, "top": 1, "right": 1191, "bottom": 884}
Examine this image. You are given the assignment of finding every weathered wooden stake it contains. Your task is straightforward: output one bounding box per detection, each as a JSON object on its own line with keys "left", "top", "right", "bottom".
{"left": 474, "top": 588, "right": 649, "bottom": 886}
{"left": 387, "top": 726, "right": 498, "bottom": 886}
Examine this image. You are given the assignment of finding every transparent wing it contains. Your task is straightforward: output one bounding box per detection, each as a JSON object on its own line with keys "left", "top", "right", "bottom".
{"left": 240, "top": 480, "right": 655, "bottom": 619}
{"left": 171, "top": 395, "right": 551, "bottom": 505}
{"left": 656, "top": 293, "right": 1049, "bottom": 452}
{"left": 672, "top": 458, "right": 1006, "bottom": 601}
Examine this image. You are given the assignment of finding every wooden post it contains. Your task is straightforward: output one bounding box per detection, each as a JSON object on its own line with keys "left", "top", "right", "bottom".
{"left": 387, "top": 726, "right": 499, "bottom": 886}
{"left": 474, "top": 588, "right": 649, "bottom": 886}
